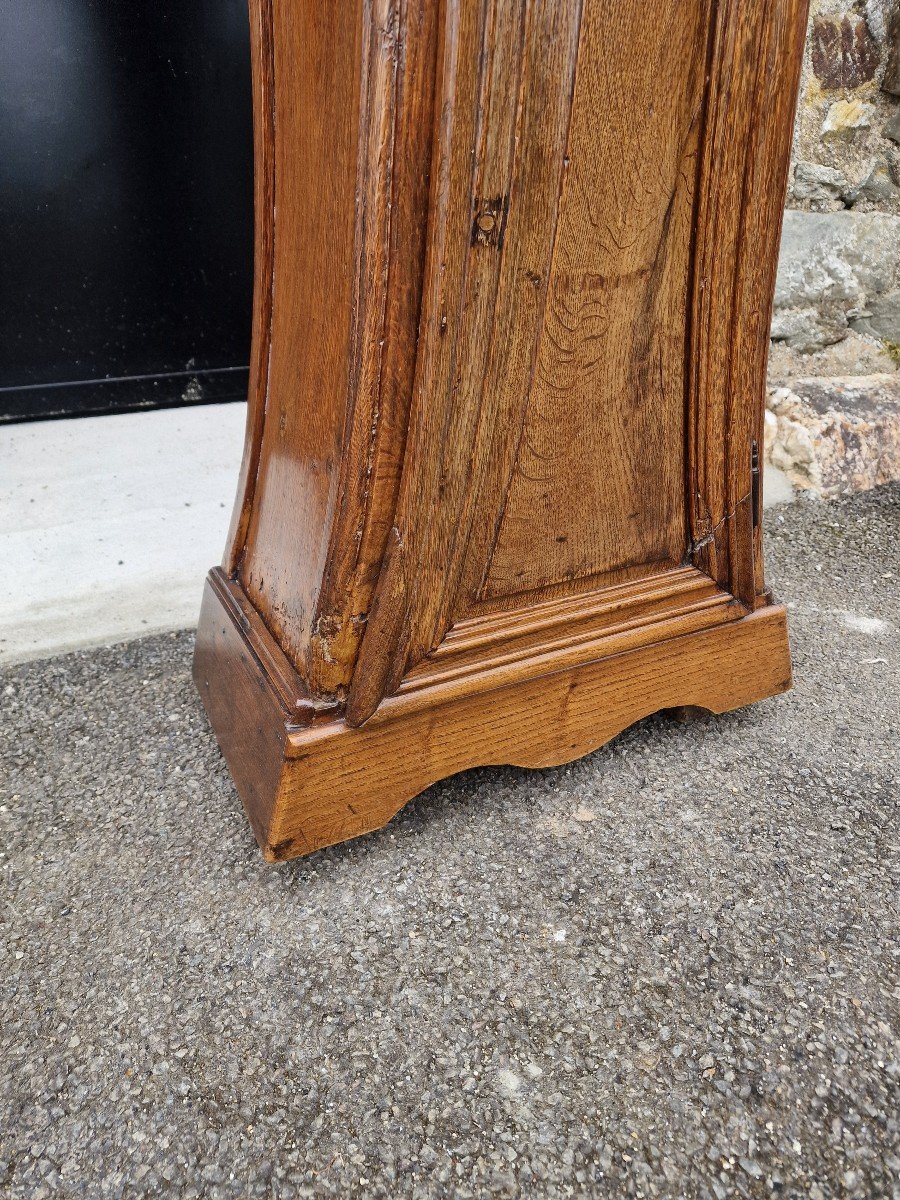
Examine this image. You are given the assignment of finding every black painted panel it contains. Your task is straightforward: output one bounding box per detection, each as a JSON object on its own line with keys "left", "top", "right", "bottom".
{"left": 0, "top": 1, "right": 253, "bottom": 422}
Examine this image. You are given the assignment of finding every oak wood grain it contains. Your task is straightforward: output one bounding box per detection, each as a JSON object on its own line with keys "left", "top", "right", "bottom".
{"left": 239, "top": 5, "right": 363, "bottom": 667}
{"left": 688, "top": 0, "right": 809, "bottom": 603}
{"left": 195, "top": 0, "right": 806, "bottom": 860}
{"left": 197, "top": 572, "right": 790, "bottom": 861}
{"left": 275, "top": 606, "right": 792, "bottom": 861}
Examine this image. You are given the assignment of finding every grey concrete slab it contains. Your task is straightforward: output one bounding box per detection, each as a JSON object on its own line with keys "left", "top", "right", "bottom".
{"left": 1, "top": 487, "right": 898, "bottom": 1199}
{"left": 0, "top": 403, "right": 245, "bottom": 666}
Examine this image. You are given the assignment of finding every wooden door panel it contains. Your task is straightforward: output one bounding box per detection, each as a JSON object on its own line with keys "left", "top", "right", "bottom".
{"left": 365, "top": 0, "right": 587, "bottom": 672}
{"left": 349, "top": 0, "right": 720, "bottom": 712}
{"left": 479, "top": 0, "right": 711, "bottom": 601}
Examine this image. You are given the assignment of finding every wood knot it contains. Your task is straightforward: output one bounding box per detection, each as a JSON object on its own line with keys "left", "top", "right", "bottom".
{"left": 471, "top": 195, "right": 509, "bottom": 248}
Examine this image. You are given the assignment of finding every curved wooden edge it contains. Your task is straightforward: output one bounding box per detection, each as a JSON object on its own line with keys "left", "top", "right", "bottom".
{"left": 194, "top": 576, "right": 791, "bottom": 862}
{"left": 686, "top": 0, "right": 810, "bottom": 603}
{"left": 224, "top": 0, "right": 275, "bottom": 573}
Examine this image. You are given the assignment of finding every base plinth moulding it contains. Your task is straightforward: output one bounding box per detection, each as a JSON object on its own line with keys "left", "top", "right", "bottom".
{"left": 195, "top": 568, "right": 790, "bottom": 862}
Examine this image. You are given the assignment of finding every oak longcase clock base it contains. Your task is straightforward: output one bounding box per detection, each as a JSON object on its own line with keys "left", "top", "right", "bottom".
{"left": 194, "top": 0, "right": 806, "bottom": 861}
{"left": 195, "top": 568, "right": 791, "bottom": 862}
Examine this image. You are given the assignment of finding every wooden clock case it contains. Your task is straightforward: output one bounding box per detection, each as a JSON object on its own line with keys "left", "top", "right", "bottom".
{"left": 194, "top": 0, "right": 807, "bottom": 860}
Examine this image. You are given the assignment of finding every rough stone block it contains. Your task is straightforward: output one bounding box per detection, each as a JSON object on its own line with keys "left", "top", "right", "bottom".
{"left": 822, "top": 97, "right": 874, "bottom": 135}
{"left": 792, "top": 160, "right": 849, "bottom": 202}
{"left": 772, "top": 210, "right": 900, "bottom": 349}
{"left": 848, "top": 157, "right": 900, "bottom": 205}
{"left": 811, "top": 15, "right": 880, "bottom": 89}
{"left": 883, "top": 8, "right": 900, "bottom": 95}
{"left": 864, "top": 0, "right": 893, "bottom": 47}
{"left": 766, "top": 375, "right": 900, "bottom": 496}
{"left": 852, "top": 291, "right": 900, "bottom": 342}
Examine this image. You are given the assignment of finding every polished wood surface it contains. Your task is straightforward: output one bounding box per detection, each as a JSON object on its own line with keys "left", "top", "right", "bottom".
{"left": 195, "top": 0, "right": 808, "bottom": 861}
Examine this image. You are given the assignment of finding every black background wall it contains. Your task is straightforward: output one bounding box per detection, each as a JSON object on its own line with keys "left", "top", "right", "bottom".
{"left": 0, "top": 1, "right": 254, "bottom": 422}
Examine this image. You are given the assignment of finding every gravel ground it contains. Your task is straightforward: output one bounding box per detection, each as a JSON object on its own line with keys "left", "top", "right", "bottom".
{"left": 1, "top": 486, "right": 898, "bottom": 1200}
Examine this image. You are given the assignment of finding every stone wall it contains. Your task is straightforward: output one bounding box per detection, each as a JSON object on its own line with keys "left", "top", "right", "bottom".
{"left": 767, "top": 0, "right": 900, "bottom": 495}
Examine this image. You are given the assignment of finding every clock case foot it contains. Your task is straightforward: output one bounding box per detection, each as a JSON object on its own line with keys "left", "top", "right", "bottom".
{"left": 194, "top": 567, "right": 791, "bottom": 863}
